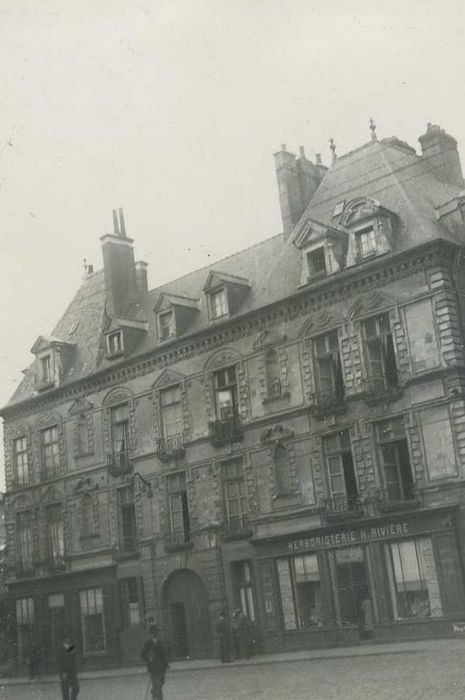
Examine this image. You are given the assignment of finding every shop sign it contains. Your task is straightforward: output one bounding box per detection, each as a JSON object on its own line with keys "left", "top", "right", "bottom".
{"left": 287, "top": 521, "right": 410, "bottom": 553}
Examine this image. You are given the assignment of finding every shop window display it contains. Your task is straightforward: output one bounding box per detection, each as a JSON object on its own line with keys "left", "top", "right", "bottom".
{"left": 277, "top": 554, "right": 322, "bottom": 629}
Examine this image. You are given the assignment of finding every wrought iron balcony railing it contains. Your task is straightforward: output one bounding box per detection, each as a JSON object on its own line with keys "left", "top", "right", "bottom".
{"left": 208, "top": 415, "right": 244, "bottom": 447}
{"left": 164, "top": 529, "right": 192, "bottom": 552}
{"left": 156, "top": 434, "right": 186, "bottom": 462}
{"left": 361, "top": 375, "right": 402, "bottom": 403}
{"left": 221, "top": 514, "right": 253, "bottom": 541}
{"left": 320, "top": 495, "right": 363, "bottom": 522}
{"left": 15, "top": 560, "right": 36, "bottom": 577}
{"left": 374, "top": 488, "right": 421, "bottom": 513}
{"left": 308, "top": 389, "right": 346, "bottom": 417}
{"left": 46, "top": 553, "right": 67, "bottom": 572}
{"left": 106, "top": 449, "right": 132, "bottom": 475}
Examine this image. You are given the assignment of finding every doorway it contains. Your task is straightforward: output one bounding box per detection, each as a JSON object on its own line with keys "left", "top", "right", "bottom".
{"left": 162, "top": 569, "right": 212, "bottom": 659}
{"left": 170, "top": 602, "right": 188, "bottom": 658}
{"left": 335, "top": 548, "right": 370, "bottom": 625}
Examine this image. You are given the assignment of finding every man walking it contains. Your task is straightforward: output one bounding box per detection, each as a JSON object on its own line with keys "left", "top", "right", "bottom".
{"left": 57, "top": 634, "right": 79, "bottom": 700}
{"left": 217, "top": 611, "right": 231, "bottom": 663}
{"left": 141, "top": 624, "right": 169, "bottom": 700}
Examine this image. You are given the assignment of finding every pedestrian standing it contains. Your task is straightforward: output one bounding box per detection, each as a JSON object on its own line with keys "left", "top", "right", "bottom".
{"left": 359, "top": 595, "right": 375, "bottom": 641}
{"left": 217, "top": 611, "right": 231, "bottom": 663}
{"left": 141, "top": 624, "right": 169, "bottom": 700}
{"left": 57, "top": 634, "right": 79, "bottom": 700}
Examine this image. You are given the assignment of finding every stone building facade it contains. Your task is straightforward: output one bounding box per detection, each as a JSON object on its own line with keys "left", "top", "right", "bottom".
{"left": 3, "top": 123, "right": 465, "bottom": 670}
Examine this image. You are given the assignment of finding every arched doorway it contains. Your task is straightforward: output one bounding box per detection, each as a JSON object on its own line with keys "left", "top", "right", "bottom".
{"left": 162, "top": 569, "right": 212, "bottom": 659}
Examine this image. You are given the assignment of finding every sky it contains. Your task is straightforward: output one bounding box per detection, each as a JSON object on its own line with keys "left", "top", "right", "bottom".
{"left": 1, "top": 0, "right": 465, "bottom": 489}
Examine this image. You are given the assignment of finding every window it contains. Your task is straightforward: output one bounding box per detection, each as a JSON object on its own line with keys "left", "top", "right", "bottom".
{"left": 160, "top": 386, "right": 183, "bottom": 439}
{"left": 404, "top": 299, "right": 440, "bottom": 373}
{"left": 274, "top": 444, "right": 292, "bottom": 496}
{"left": 232, "top": 561, "right": 256, "bottom": 621}
{"left": 81, "top": 494, "right": 98, "bottom": 538}
{"left": 80, "top": 588, "right": 106, "bottom": 654}
{"left": 77, "top": 414, "right": 90, "bottom": 455}
{"left": 214, "top": 366, "right": 238, "bottom": 420}
{"left": 376, "top": 417, "right": 414, "bottom": 501}
{"left": 420, "top": 406, "right": 457, "bottom": 480}
{"left": 41, "top": 425, "right": 60, "bottom": 475}
{"left": 307, "top": 248, "right": 327, "bottom": 278}
{"left": 363, "top": 313, "right": 398, "bottom": 388}
{"left": 211, "top": 288, "right": 228, "bottom": 319}
{"left": 313, "top": 331, "right": 344, "bottom": 400}
{"left": 106, "top": 330, "right": 123, "bottom": 356}
{"left": 16, "top": 511, "right": 33, "bottom": 572}
{"left": 323, "top": 430, "right": 358, "bottom": 504}
{"left": 385, "top": 538, "right": 443, "bottom": 619}
{"left": 119, "top": 578, "right": 141, "bottom": 626}
{"left": 158, "top": 310, "right": 175, "bottom": 341}
{"left": 118, "top": 486, "right": 137, "bottom": 552}
{"left": 223, "top": 458, "right": 248, "bottom": 529}
{"left": 110, "top": 404, "right": 130, "bottom": 462}
{"left": 277, "top": 555, "right": 322, "bottom": 629}
{"left": 41, "top": 355, "right": 52, "bottom": 383}
{"left": 265, "top": 349, "right": 282, "bottom": 397}
{"left": 16, "top": 598, "right": 34, "bottom": 663}
{"left": 167, "top": 473, "right": 190, "bottom": 545}
{"left": 356, "top": 227, "right": 377, "bottom": 259}
{"left": 13, "top": 436, "right": 29, "bottom": 486}
{"left": 46, "top": 503, "right": 65, "bottom": 566}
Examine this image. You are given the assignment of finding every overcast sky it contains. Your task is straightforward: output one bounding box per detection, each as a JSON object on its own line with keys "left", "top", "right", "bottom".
{"left": 1, "top": 0, "right": 465, "bottom": 488}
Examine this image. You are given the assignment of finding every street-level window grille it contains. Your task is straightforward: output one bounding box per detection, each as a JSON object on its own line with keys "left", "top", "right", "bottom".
{"left": 312, "top": 331, "right": 344, "bottom": 403}
{"left": 16, "top": 511, "right": 33, "bottom": 572}
{"left": 16, "top": 597, "right": 34, "bottom": 663}
{"left": 167, "top": 473, "right": 190, "bottom": 544}
{"left": 41, "top": 425, "right": 60, "bottom": 475}
{"left": 214, "top": 366, "right": 238, "bottom": 420}
{"left": 232, "top": 561, "right": 256, "bottom": 622}
{"left": 376, "top": 417, "right": 414, "bottom": 502}
{"left": 323, "top": 430, "right": 358, "bottom": 508}
{"left": 362, "top": 313, "right": 398, "bottom": 388}
{"left": 118, "top": 486, "right": 137, "bottom": 552}
{"left": 277, "top": 555, "right": 322, "bottom": 630}
{"left": 46, "top": 503, "right": 65, "bottom": 566}
{"left": 119, "top": 577, "right": 141, "bottom": 626}
{"left": 385, "top": 538, "right": 443, "bottom": 619}
{"left": 80, "top": 587, "right": 106, "bottom": 654}
{"left": 13, "top": 436, "right": 29, "bottom": 486}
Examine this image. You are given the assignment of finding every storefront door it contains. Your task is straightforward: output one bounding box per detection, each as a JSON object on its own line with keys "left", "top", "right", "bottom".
{"left": 334, "top": 547, "right": 370, "bottom": 625}
{"left": 162, "top": 569, "right": 212, "bottom": 659}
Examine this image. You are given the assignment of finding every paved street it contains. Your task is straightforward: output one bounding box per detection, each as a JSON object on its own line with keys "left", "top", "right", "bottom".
{"left": 2, "top": 641, "right": 465, "bottom": 700}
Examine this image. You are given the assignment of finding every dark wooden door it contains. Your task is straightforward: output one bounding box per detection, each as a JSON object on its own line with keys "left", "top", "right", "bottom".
{"left": 163, "top": 569, "right": 211, "bottom": 658}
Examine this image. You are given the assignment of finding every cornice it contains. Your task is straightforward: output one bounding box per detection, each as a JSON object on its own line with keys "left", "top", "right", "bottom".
{"left": 2, "top": 239, "right": 458, "bottom": 421}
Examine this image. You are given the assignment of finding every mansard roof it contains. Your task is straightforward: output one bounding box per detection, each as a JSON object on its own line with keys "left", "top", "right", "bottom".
{"left": 6, "top": 135, "right": 465, "bottom": 408}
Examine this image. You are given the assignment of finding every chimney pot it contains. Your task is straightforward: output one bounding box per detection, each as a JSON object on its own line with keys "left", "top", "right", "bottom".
{"left": 112, "top": 209, "right": 120, "bottom": 236}
{"left": 119, "top": 208, "right": 126, "bottom": 237}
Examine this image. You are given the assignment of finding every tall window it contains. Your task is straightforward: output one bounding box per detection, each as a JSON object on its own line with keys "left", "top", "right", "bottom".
{"left": 223, "top": 458, "right": 248, "bottom": 529}
{"left": 211, "top": 288, "right": 228, "bottom": 319}
{"left": 167, "top": 473, "right": 190, "bottom": 544}
{"left": 110, "top": 404, "right": 130, "bottom": 463}
{"left": 80, "top": 588, "right": 106, "bottom": 654}
{"left": 307, "top": 248, "right": 327, "bottom": 277}
{"left": 16, "top": 511, "right": 33, "bottom": 572}
{"left": 232, "top": 561, "right": 256, "bottom": 621}
{"left": 118, "top": 486, "right": 137, "bottom": 552}
{"left": 385, "top": 538, "right": 442, "bottom": 619}
{"left": 77, "top": 414, "right": 90, "bottom": 455}
{"left": 41, "top": 425, "right": 60, "bottom": 475}
{"left": 274, "top": 444, "right": 292, "bottom": 496}
{"left": 313, "top": 331, "right": 344, "bottom": 400}
{"left": 356, "top": 227, "right": 377, "bottom": 259}
{"left": 41, "top": 355, "right": 52, "bottom": 383}
{"left": 13, "top": 436, "right": 29, "bottom": 486}
{"left": 214, "top": 366, "right": 238, "bottom": 420}
{"left": 277, "top": 555, "right": 322, "bottom": 629}
{"left": 160, "top": 386, "right": 183, "bottom": 440}
{"left": 158, "top": 310, "right": 175, "bottom": 341}
{"left": 46, "top": 503, "right": 65, "bottom": 566}
{"left": 376, "top": 417, "right": 414, "bottom": 501}
{"left": 16, "top": 598, "right": 34, "bottom": 663}
{"left": 323, "top": 431, "right": 358, "bottom": 504}
{"left": 81, "top": 494, "right": 98, "bottom": 538}
{"left": 119, "top": 578, "right": 141, "bottom": 626}
{"left": 363, "top": 313, "right": 398, "bottom": 387}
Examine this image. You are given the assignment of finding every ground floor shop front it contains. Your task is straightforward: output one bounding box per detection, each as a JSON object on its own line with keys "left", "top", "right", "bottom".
{"left": 224, "top": 507, "right": 465, "bottom": 653}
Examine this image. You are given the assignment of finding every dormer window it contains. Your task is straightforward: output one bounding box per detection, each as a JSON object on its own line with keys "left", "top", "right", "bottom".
{"left": 307, "top": 248, "right": 327, "bottom": 278}
{"left": 211, "top": 288, "right": 228, "bottom": 319}
{"left": 342, "top": 198, "right": 397, "bottom": 268}
{"left": 31, "top": 335, "right": 74, "bottom": 391}
{"left": 107, "top": 330, "right": 123, "bottom": 356}
{"left": 41, "top": 355, "right": 52, "bottom": 383}
{"left": 356, "top": 227, "right": 377, "bottom": 259}
{"left": 158, "top": 310, "right": 176, "bottom": 342}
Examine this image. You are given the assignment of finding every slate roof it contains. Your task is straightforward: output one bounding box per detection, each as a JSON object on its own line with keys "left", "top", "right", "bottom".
{"left": 7, "top": 137, "right": 465, "bottom": 408}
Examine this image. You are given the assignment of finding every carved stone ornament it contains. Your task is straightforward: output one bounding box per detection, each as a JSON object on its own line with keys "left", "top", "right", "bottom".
{"left": 73, "top": 475, "right": 98, "bottom": 493}
{"left": 102, "top": 387, "right": 133, "bottom": 406}
{"left": 345, "top": 290, "right": 391, "bottom": 320}
{"left": 253, "top": 329, "right": 288, "bottom": 351}
{"left": 204, "top": 348, "right": 242, "bottom": 371}
{"left": 153, "top": 368, "right": 185, "bottom": 390}
{"left": 300, "top": 310, "right": 334, "bottom": 337}
{"left": 68, "top": 396, "right": 94, "bottom": 415}
{"left": 42, "top": 484, "right": 65, "bottom": 502}
{"left": 261, "top": 424, "right": 295, "bottom": 443}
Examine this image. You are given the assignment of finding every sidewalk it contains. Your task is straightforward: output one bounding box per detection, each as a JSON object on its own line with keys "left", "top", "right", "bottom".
{"left": 2, "top": 637, "right": 464, "bottom": 687}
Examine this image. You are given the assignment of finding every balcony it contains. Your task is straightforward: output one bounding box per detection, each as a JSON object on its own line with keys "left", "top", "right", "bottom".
{"left": 157, "top": 434, "right": 186, "bottom": 462}
{"left": 362, "top": 376, "right": 403, "bottom": 405}
{"left": 208, "top": 415, "right": 244, "bottom": 447}
{"left": 374, "top": 488, "right": 421, "bottom": 513}
{"left": 221, "top": 514, "right": 253, "bottom": 541}
{"left": 320, "top": 495, "right": 364, "bottom": 522}
{"left": 164, "top": 530, "right": 193, "bottom": 553}
{"left": 15, "top": 560, "right": 36, "bottom": 578}
{"left": 46, "top": 553, "right": 67, "bottom": 573}
{"left": 106, "top": 449, "right": 132, "bottom": 476}
{"left": 308, "top": 389, "right": 346, "bottom": 419}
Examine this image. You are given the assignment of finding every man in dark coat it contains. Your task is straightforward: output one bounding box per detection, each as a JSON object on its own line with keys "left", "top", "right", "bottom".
{"left": 216, "top": 611, "right": 231, "bottom": 663}
{"left": 141, "top": 624, "right": 169, "bottom": 700}
{"left": 57, "top": 634, "right": 79, "bottom": 700}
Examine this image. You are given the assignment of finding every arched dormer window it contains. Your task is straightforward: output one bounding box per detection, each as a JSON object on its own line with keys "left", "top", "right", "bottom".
{"left": 274, "top": 443, "right": 292, "bottom": 496}
{"left": 341, "top": 198, "right": 397, "bottom": 267}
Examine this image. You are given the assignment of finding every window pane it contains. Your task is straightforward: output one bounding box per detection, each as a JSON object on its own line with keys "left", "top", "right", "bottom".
{"left": 277, "top": 559, "right": 297, "bottom": 630}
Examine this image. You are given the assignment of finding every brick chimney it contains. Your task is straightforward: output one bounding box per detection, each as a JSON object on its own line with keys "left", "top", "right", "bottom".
{"left": 418, "top": 123, "right": 464, "bottom": 188}
{"left": 274, "top": 145, "right": 327, "bottom": 236}
{"left": 101, "top": 208, "right": 137, "bottom": 317}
